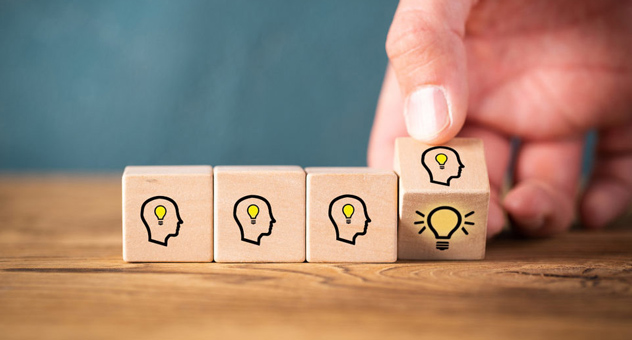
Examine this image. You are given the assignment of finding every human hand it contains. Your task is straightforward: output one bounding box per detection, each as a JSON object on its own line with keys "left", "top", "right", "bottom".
{"left": 368, "top": 0, "right": 632, "bottom": 238}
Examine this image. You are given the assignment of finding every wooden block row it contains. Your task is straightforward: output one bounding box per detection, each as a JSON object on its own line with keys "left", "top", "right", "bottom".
{"left": 123, "top": 138, "right": 489, "bottom": 262}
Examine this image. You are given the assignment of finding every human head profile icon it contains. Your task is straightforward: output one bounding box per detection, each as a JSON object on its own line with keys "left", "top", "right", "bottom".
{"left": 421, "top": 146, "right": 465, "bottom": 186}
{"left": 140, "top": 196, "right": 183, "bottom": 246}
{"left": 233, "top": 195, "right": 276, "bottom": 246}
{"left": 329, "top": 194, "right": 371, "bottom": 245}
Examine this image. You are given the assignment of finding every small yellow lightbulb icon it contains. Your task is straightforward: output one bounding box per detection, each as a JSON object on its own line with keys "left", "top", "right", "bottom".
{"left": 154, "top": 205, "right": 166, "bottom": 225}
{"left": 342, "top": 204, "right": 355, "bottom": 224}
{"left": 247, "top": 204, "right": 259, "bottom": 224}
{"left": 435, "top": 153, "right": 448, "bottom": 169}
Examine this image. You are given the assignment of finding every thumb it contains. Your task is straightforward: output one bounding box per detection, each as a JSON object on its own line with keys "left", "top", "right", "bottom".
{"left": 386, "top": 0, "right": 473, "bottom": 144}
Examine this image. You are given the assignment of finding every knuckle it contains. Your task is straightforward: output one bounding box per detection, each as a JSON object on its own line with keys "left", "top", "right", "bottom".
{"left": 385, "top": 15, "right": 435, "bottom": 61}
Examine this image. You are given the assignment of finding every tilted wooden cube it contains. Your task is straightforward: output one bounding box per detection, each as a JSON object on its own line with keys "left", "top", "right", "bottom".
{"left": 213, "top": 166, "right": 305, "bottom": 262}
{"left": 306, "top": 167, "right": 397, "bottom": 262}
{"left": 123, "top": 166, "right": 213, "bottom": 262}
{"left": 395, "top": 138, "right": 489, "bottom": 260}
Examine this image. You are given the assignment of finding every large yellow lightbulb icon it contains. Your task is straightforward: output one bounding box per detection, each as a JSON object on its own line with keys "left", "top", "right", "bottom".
{"left": 247, "top": 204, "right": 259, "bottom": 224}
{"left": 342, "top": 204, "right": 354, "bottom": 224}
{"left": 154, "top": 205, "right": 166, "bottom": 225}
{"left": 435, "top": 153, "right": 448, "bottom": 169}
{"left": 416, "top": 205, "right": 475, "bottom": 251}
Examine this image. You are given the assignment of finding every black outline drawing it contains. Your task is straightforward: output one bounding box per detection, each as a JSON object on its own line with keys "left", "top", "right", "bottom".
{"left": 421, "top": 146, "right": 465, "bottom": 186}
{"left": 329, "top": 194, "right": 371, "bottom": 245}
{"left": 140, "top": 196, "right": 183, "bottom": 247}
{"left": 416, "top": 206, "right": 475, "bottom": 251}
{"left": 233, "top": 195, "right": 276, "bottom": 246}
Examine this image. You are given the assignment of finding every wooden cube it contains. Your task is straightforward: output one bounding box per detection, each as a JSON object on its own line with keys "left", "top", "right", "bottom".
{"left": 123, "top": 166, "right": 213, "bottom": 262}
{"left": 213, "top": 166, "right": 305, "bottom": 262}
{"left": 395, "top": 138, "right": 489, "bottom": 260}
{"left": 306, "top": 167, "right": 397, "bottom": 263}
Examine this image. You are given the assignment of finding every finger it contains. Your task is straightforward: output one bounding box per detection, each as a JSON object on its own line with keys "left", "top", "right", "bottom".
{"left": 367, "top": 66, "right": 511, "bottom": 238}
{"left": 503, "top": 138, "right": 584, "bottom": 237}
{"left": 467, "top": 63, "right": 632, "bottom": 140}
{"left": 368, "top": 65, "right": 407, "bottom": 169}
{"left": 581, "top": 122, "right": 632, "bottom": 229}
{"left": 465, "top": 0, "right": 632, "bottom": 140}
{"left": 458, "top": 124, "right": 511, "bottom": 239}
{"left": 386, "top": 0, "right": 474, "bottom": 144}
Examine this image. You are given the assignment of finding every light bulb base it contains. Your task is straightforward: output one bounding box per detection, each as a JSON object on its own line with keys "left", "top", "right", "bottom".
{"left": 158, "top": 220, "right": 163, "bottom": 225}
{"left": 251, "top": 219, "right": 256, "bottom": 224}
{"left": 436, "top": 241, "right": 449, "bottom": 251}
{"left": 346, "top": 218, "right": 351, "bottom": 224}
{"left": 439, "top": 165, "right": 445, "bottom": 169}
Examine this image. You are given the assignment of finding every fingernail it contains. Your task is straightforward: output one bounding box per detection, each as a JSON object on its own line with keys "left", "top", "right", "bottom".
{"left": 404, "top": 86, "right": 450, "bottom": 142}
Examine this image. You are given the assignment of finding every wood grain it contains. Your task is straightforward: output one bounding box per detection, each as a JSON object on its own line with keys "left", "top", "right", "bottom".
{"left": 0, "top": 175, "right": 631, "bottom": 340}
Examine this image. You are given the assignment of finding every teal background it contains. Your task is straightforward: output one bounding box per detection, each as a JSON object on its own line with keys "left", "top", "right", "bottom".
{"left": 0, "top": 0, "right": 397, "bottom": 170}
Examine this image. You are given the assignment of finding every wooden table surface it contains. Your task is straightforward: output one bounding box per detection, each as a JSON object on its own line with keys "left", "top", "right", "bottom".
{"left": 0, "top": 175, "right": 631, "bottom": 340}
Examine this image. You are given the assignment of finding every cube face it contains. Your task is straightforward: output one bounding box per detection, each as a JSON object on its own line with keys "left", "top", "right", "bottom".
{"left": 395, "top": 138, "right": 489, "bottom": 260}
{"left": 213, "top": 166, "right": 305, "bottom": 262}
{"left": 306, "top": 168, "right": 397, "bottom": 263}
{"left": 398, "top": 192, "right": 488, "bottom": 260}
{"left": 123, "top": 166, "right": 213, "bottom": 262}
